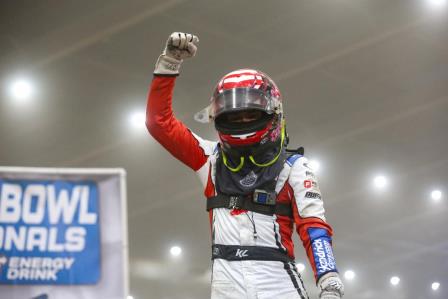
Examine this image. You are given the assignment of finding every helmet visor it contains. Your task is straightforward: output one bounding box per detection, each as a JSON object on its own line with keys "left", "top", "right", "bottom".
{"left": 211, "top": 88, "right": 273, "bottom": 118}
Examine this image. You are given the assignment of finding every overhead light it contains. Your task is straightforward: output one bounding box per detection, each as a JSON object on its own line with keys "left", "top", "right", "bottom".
{"left": 9, "top": 78, "right": 34, "bottom": 103}
{"left": 427, "top": 0, "right": 447, "bottom": 8}
{"left": 344, "top": 270, "right": 355, "bottom": 281}
{"left": 431, "top": 190, "right": 442, "bottom": 201}
{"left": 130, "top": 111, "right": 146, "bottom": 130}
{"left": 432, "top": 282, "right": 440, "bottom": 291}
{"left": 127, "top": 296, "right": 134, "bottom": 299}
{"left": 390, "top": 276, "right": 400, "bottom": 286}
{"left": 308, "top": 160, "right": 320, "bottom": 172}
{"left": 170, "top": 246, "right": 182, "bottom": 257}
{"left": 373, "top": 175, "right": 388, "bottom": 189}
{"left": 296, "top": 263, "right": 305, "bottom": 273}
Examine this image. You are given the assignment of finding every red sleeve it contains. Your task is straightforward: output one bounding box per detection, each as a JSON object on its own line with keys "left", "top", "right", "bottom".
{"left": 293, "top": 204, "right": 334, "bottom": 281}
{"left": 146, "top": 75, "right": 208, "bottom": 171}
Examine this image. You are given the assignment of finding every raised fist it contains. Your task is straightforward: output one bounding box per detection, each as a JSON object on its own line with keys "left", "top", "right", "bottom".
{"left": 154, "top": 32, "right": 199, "bottom": 75}
{"left": 165, "top": 32, "right": 199, "bottom": 60}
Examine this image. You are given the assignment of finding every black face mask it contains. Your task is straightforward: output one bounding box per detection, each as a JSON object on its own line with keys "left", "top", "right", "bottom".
{"left": 216, "top": 112, "right": 285, "bottom": 171}
{"left": 214, "top": 111, "right": 273, "bottom": 135}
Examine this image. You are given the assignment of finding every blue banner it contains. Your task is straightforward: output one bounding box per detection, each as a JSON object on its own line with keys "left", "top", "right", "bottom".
{"left": 0, "top": 179, "right": 101, "bottom": 285}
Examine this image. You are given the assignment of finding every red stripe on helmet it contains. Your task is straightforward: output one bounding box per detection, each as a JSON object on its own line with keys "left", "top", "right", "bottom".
{"left": 217, "top": 70, "right": 266, "bottom": 94}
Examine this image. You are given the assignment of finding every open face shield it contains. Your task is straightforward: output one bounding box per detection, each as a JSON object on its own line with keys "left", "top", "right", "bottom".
{"left": 194, "top": 88, "right": 276, "bottom": 123}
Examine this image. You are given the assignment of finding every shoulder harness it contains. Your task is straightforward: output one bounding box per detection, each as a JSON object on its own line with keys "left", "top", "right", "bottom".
{"left": 206, "top": 147, "right": 304, "bottom": 218}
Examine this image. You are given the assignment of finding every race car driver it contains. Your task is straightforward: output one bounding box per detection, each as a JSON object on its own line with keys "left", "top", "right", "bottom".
{"left": 146, "top": 32, "right": 345, "bottom": 299}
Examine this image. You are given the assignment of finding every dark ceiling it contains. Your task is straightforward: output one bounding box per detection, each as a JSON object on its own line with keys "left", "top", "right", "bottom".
{"left": 1, "top": 0, "right": 448, "bottom": 298}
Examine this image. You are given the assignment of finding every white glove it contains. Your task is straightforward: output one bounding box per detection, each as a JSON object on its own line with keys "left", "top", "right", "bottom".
{"left": 154, "top": 32, "right": 199, "bottom": 75}
{"left": 318, "top": 272, "right": 344, "bottom": 299}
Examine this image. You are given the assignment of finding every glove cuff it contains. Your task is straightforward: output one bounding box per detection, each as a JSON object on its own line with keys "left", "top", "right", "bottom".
{"left": 154, "top": 54, "right": 182, "bottom": 75}
{"left": 318, "top": 272, "right": 344, "bottom": 298}
{"left": 317, "top": 272, "right": 339, "bottom": 285}
{"left": 320, "top": 291, "right": 341, "bottom": 299}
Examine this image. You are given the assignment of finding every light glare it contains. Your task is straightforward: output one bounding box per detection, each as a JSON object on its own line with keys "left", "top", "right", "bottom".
{"left": 127, "top": 296, "right": 134, "bottom": 299}
{"left": 9, "top": 78, "right": 34, "bottom": 102}
{"left": 390, "top": 276, "right": 400, "bottom": 286}
{"left": 431, "top": 190, "right": 442, "bottom": 201}
{"left": 130, "top": 111, "right": 146, "bottom": 129}
{"left": 344, "top": 270, "right": 355, "bottom": 280}
{"left": 432, "top": 282, "right": 440, "bottom": 291}
{"left": 308, "top": 160, "right": 320, "bottom": 172}
{"left": 374, "top": 175, "right": 388, "bottom": 189}
{"left": 170, "top": 246, "right": 182, "bottom": 257}
{"left": 428, "top": 0, "right": 447, "bottom": 8}
{"left": 296, "top": 263, "right": 305, "bottom": 273}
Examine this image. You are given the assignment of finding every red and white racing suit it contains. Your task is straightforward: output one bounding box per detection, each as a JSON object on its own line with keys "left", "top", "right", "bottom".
{"left": 147, "top": 75, "right": 339, "bottom": 299}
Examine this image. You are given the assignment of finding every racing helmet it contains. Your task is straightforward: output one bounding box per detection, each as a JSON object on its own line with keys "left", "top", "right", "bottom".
{"left": 195, "top": 69, "right": 284, "bottom": 149}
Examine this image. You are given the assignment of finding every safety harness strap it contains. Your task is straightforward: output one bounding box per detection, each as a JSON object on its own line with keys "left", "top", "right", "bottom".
{"left": 206, "top": 194, "right": 293, "bottom": 217}
{"left": 212, "top": 244, "right": 293, "bottom": 263}
{"left": 207, "top": 151, "right": 304, "bottom": 218}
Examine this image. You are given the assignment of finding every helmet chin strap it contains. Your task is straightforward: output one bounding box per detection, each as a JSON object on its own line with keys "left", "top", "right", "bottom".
{"left": 221, "top": 122, "right": 286, "bottom": 172}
